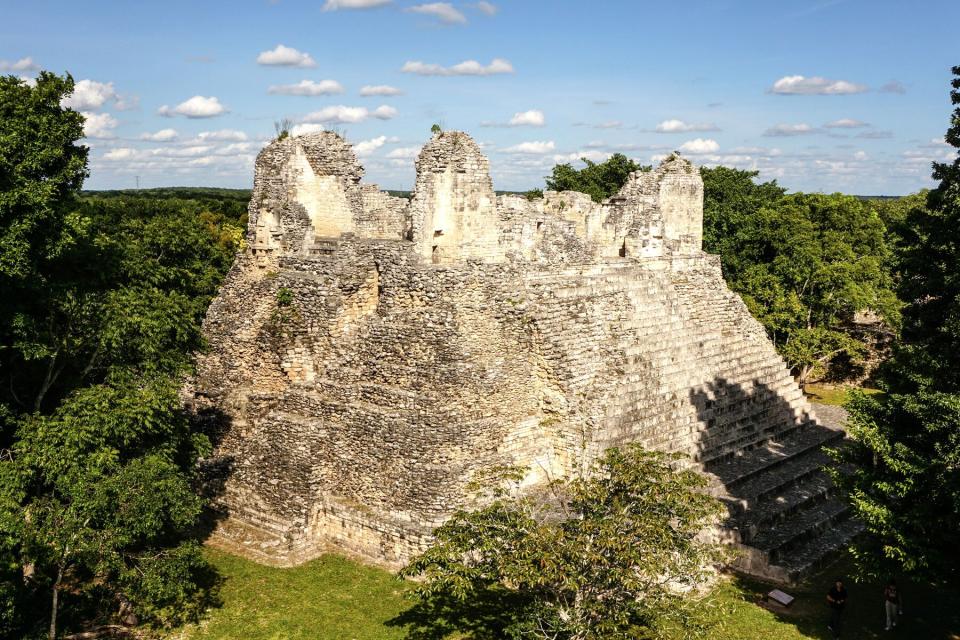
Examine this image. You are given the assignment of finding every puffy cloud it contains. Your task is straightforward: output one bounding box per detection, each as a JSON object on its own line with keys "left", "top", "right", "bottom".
{"left": 354, "top": 135, "right": 388, "bottom": 157}
{"left": 824, "top": 118, "right": 869, "bottom": 129}
{"left": 157, "top": 96, "right": 228, "bottom": 118}
{"left": 763, "top": 123, "right": 819, "bottom": 137}
{"left": 386, "top": 146, "right": 421, "bottom": 159}
{"left": 103, "top": 148, "right": 135, "bottom": 160}
{"left": 401, "top": 58, "right": 514, "bottom": 76}
{"left": 406, "top": 3, "right": 467, "bottom": 24}
{"left": 503, "top": 141, "right": 555, "bottom": 154}
{"left": 655, "top": 119, "right": 720, "bottom": 133}
{"left": 302, "top": 104, "right": 397, "bottom": 124}
{"left": 256, "top": 44, "right": 317, "bottom": 68}
{"left": 197, "top": 129, "right": 248, "bottom": 141}
{"left": 880, "top": 80, "right": 907, "bottom": 95}
{"left": 853, "top": 150, "right": 868, "bottom": 161}
{"left": 471, "top": 1, "right": 498, "bottom": 15}
{"left": 140, "top": 128, "right": 179, "bottom": 142}
{"left": 322, "top": 0, "right": 391, "bottom": 9}
{"left": 61, "top": 79, "right": 118, "bottom": 110}
{"left": 268, "top": 79, "right": 345, "bottom": 96}
{"left": 291, "top": 123, "right": 326, "bottom": 136}
{"left": 678, "top": 138, "right": 720, "bottom": 154}
{"left": 81, "top": 112, "right": 118, "bottom": 139}
{"left": 551, "top": 150, "right": 612, "bottom": 164}
{"left": 509, "top": 110, "right": 545, "bottom": 127}
{"left": 360, "top": 84, "right": 403, "bottom": 96}
{"left": 0, "top": 57, "right": 38, "bottom": 71}
{"left": 769, "top": 75, "right": 868, "bottom": 95}
{"left": 114, "top": 94, "right": 140, "bottom": 111}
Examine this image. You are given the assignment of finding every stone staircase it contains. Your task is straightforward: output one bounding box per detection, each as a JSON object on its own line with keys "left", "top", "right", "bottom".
{"left": 705, "top": 406, "right": 863, "bottom": 584}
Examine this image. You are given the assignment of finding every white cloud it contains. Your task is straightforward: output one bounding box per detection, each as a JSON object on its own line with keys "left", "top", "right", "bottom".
{"left": 302, "top": 104, "right": 397, "bottom": 124}
{"left": 853, "top": 150, "right": 868, "bottom": 161}
{"left": 763, "top": 123, "right": 819, "bottom": 137}
{"left": 197, "top": 129, "right": 248, "bottom": 141}
{"left": 401, "top": 58, "right": 514, "bottom": 76}
{"left": 256, "top": 44, "right": 317, "bottom": 68}
{"left": 81, "top": 112, "right": 118, "bottom": 139}
{"left": 354, "top": 135, "right": 388, "bottom": 157}
{"left": 322, "top": 0, "right": 391, "bottom": 9}
{"left": 360, "top": 84, "right": 403, "bottom": 97}
{"left": 503, "top": 141, "right": 555, "bottom": 154}
{"left": 114, "top": 94, "right": 140, "bottom": 111}
{"left": 268, "top": 79, "right": 345, "bottom": 96}
{"left": 769, "top": 75, "right": 868, "bottom": 95}
{"left": 678, "top": 138, "right": 720, "bottom": 154}
{"left": 157, "top": 96, "right": 228, "bottom": 118}
{"left": 0, "top": 57, "right": 39, "bottom": 71}
{"left": 655, "top": 119, "right": 720, "bottom": 133}
{"left": 509, "top": 110, "right": 545, "bottom": 127}
{"left": 18, "top": 76, "right": 37, "bottom": 87}
{"left": 824, "top": 118, "right": 869, "bottom": 129}
{"left": 103, "top": 148, "right": 135, "bottom": 160}
{"left": 140, "top": 128, "right": 179, "bottom": 142}
{"left": 551, "top": 150, "right": 612, "bottom": 164}
{"left": 406, "top": 2, "right": 467, "bottom": 24}
{"left": 471, "top": 1, "right": 498, "bottom": 15}
{"left": 386, "top": 146, "right": 421, "bottom": 159}
{"left": 291, "top": 123, "right": 326, "bottom": 136}
{"left": 61, "top": 79, "right": 118, "bottom": 110}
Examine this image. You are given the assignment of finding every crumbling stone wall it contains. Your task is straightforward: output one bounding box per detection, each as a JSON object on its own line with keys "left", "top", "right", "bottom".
{"left": 190, "top": 129, "right": 816, "bottom": 570}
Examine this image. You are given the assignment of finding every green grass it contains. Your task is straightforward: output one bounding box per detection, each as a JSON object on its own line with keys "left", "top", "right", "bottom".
{"left": 175, "top": 549, "right": 960, "bottom": 639}
{"left": 804, "top": 383, "right": 885, "bottom": 407}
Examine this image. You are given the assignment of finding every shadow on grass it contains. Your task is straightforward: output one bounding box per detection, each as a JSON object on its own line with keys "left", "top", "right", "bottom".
{"left": 386, "top": 587, "right": 526, "bottom": 640}
{"left": 726, "top": 555, "right": 960, "bottom": 640}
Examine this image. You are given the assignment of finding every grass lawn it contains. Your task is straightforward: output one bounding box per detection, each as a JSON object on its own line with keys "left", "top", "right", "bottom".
{"left": 173, "top": 548, "right": 960, "bottom": 640}
{"left": 804, "top": 383, "right": 885, "bottom": 407}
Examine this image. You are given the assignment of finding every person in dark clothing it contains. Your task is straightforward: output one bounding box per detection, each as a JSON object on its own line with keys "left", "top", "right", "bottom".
{"left": 827, "top": 578, "right": 848, "bottom": 638}
{"left": 884, "top": 579, "right": 902, "bottom": 630}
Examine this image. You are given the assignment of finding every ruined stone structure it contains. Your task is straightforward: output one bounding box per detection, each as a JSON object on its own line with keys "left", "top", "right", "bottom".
{"left": 191, "top": 130, "right": 860, "bottom": 584}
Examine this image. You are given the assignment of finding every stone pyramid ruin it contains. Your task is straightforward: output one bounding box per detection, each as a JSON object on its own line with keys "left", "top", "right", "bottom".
{"left": 190, "top": 129, "right": 860, "bottom": 583}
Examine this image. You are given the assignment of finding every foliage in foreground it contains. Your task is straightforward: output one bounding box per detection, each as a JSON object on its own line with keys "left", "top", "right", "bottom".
{"left": 831, "top": 65, "right": 960, "bottom": 584}
{"left": 401, "top": 447, "right": 726, "bottom": 640}
{"left": 0, "top": 72, "right": 240, "bottom": 637}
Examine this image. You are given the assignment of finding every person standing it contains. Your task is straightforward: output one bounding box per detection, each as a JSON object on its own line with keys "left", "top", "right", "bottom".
{"left": 884, "top": 579, "right": 902, "bottom": 630}
{"left": 827, "top": 578, "right": 849, "bottom": 638}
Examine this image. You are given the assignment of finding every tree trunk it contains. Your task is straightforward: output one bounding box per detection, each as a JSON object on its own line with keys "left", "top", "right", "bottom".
{"left": 49, "top": 565, "right": 63, "bottom": 640}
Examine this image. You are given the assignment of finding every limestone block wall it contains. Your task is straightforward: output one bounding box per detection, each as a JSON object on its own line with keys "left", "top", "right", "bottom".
{"left": 409, "top": 132, "right": 502, "bottom": 263}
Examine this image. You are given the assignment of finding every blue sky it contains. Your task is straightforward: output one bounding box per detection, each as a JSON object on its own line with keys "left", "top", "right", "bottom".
{"left": 3, "top": 0, "right": 957, "bottom": 194}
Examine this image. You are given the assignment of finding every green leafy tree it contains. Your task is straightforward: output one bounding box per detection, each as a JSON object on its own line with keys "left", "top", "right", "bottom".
{"left": 545, "top": 153, "right": 650, "bottom": 203}
{"left": 831, "top": 66, "right": 960, "bottom": 582}
{"left": 0, "top": 73, "right": 236, "bottom": 637}
{"left": 401, "top": 447, "right": 725, "bottom": 640}
{"left": 701, "top": 168, "right": 899, "bottom": 385}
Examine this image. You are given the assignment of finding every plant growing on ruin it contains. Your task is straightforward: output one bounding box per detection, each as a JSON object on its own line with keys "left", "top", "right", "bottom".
{"left": 400, "top": 446, "right": 726, "bottom": 640}
{"left": 274, "top": 118, "right": 293, "bottom": 141}
{"left": 545, "top": 154, "right": 651, "bottom": 203}
{"left": 430, "top": 123, "right": 442, "bottom": 135}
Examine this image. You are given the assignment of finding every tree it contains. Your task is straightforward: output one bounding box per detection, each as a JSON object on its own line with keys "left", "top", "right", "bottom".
{"left": 401, "top": 447, "right": 725, "bottom": 640}
{"left": 545, "top": 154, "right": 650, "bottom": 203}
{"left": 701, "top": 168, "right": 899, "bottom": 386}
{"left": 0, "top": 73, "right": 235, "bottom": 637}
{"left": 831, "top": 66, "right": 960, "bottom": 582}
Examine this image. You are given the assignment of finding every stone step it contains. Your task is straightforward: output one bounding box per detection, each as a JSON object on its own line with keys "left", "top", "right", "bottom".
{"left": 774, "top": 517, "right": 866, "bottom": 584}
{"left": 732, "top": 471, "right": 835, "bottom": 544}
{"left": 717, "top": 448, "right": 832, "bottom": 515}
{"left": 752, "top": 497, "right": 851, "bottom": 564}
{"left": 704, "top": 424, "right": 844, "bottom": 491}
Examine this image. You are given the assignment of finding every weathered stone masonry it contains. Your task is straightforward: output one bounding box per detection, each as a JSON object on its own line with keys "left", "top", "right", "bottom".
{"left": 190, "top": 130, "right": 858, "bottom": 583}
